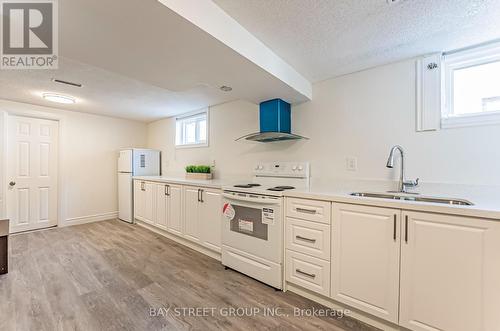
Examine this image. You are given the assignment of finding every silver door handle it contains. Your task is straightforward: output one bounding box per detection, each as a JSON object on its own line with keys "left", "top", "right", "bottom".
{"left": 9, "top": 181, "right": 15, "bottom": 187}
{"left": 296, "top": 269, "right": 316, "bottom": 278}
{"left": 296, "top": 235, "right": 316, "bottom": 243}
{"left": 296, "top": 207, "right": 317, "bottom": 214}
{"left": 393, "top": 214, "right": 397, "bottom": 241}
{"left": 405, "top": 215, "right": 409, "bottom": 243}
{"left": 200, "top": 189, "right": 204, "bottom": 203}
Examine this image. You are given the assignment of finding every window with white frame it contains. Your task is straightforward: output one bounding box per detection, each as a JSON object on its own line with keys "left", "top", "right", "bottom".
{"left": 442, "top": 42, "right": 500, "bottom": 128}
{"left": 175, "top": 109, "right": 208, "bottom": 147}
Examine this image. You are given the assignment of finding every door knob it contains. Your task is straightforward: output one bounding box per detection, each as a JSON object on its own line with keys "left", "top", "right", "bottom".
{"left": 9, "top": 181, "right": 15, "bottom": 187}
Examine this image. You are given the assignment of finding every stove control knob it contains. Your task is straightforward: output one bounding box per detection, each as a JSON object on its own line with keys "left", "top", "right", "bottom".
{"left": 298, "top": 165, "right": 304, "bottom": 171}
{"left": 292, "top": 165, "right": 297, "bottom": 171}
{"left": 256, "top": 165, "right": 264, "bottom": 170}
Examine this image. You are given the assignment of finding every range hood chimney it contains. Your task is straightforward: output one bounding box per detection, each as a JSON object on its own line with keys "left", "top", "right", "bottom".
{"left": 236, "top": 99, "right": 308, "bottom": 143}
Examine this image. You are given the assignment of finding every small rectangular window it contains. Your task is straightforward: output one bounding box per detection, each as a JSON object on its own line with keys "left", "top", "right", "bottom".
{"left": 175, "top": 109, "right": 209, "bottom": 148}
{"left": 442, "top": 42, "right": 500, "bottom": 128}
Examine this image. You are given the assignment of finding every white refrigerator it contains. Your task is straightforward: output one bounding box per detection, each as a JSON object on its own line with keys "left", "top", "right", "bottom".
{"left": 118, "top": 149, "right": 160, "bottom": 223}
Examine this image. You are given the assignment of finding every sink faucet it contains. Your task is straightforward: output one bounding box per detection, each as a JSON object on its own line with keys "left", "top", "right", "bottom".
{"left": 386, "top": 145, "right": 419, "bottom": 193}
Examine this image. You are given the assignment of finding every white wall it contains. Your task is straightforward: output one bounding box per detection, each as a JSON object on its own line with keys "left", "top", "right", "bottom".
{"left": 0, "top": 99, "right": 147, "bottom": 224}
{"left": 148, "top": 58, "right": 500, "bottom": 187}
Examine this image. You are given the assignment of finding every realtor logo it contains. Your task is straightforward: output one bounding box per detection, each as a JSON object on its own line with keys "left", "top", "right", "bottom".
{"left": 1, "top": 0, "right": 58, "bottom": 69}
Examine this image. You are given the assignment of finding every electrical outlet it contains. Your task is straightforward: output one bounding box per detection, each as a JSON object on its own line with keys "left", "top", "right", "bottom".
{"left": 346, "top": 157, "right": 357, "bottom": 171}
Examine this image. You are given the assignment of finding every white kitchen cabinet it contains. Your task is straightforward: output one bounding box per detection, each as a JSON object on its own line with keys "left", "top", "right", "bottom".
{"left": 133, "top": 180, "right": 145, "bottom": 221}
{"left": 183, "top": 186, "right": 221, "bottom": 252}
{"left": 142, "top": 181, "right": 156, "bottom": 225}
{"left": 166, "top": 184, "right": 183, "bottom": 236}
{"left": 199, "top": 189, "right": 222, "bottom": 252}
{"left": 286, "top": 250, "right": 330, "bottom": 297}
{"left": 134, "top": 180, "right": 155, "bottom": 224}
{"left": 155, "top": 183, "right": 168, "bottom": 230}
{"left": 286, "top": 217, "right": 331, "bottom": 260}
{"left": 286, "top": 198, "right": 331, "bottom": 224}
{"left": 184, "top": 186, "right": 201, "bottom": 243}
{"left": 155, "top": 183, "right": 183, "bottom": 234}
{"left": 332, "top": 203, "right": 401, "bottom": 324}
{"left": 399, "top": 211, "right": 500, "bottom": 331}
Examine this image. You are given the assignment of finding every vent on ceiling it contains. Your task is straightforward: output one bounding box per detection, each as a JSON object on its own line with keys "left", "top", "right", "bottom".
{"left": 51, "top": 78, "right": 83, "bottom": 88}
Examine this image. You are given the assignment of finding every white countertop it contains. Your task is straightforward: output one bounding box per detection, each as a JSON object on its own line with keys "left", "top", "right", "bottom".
{"left": 133, "top": 176, "right": 500, "bottom": 220}
{"left": 284, "top": 180, "right": 500, "bottom": 220}
{"left": 133, "top": 176, "right": 225, "bottom": 189}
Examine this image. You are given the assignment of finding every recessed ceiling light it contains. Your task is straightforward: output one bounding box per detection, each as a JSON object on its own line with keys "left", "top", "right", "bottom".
{"left": 220, "top": 85, "right": 232, "bottom": 92}
{"left": 42, "top": 93, "right": 76, "bottom": 104}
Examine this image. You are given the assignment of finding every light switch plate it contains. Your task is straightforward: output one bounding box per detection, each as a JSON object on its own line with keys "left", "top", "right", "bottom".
{"left": 346, "top": 157, "right": 357, "bottom": 171}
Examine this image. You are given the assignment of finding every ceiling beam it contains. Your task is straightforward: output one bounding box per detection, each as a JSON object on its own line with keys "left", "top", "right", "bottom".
{"left": 157, "top": 0, "right": 312, "bottom": 101}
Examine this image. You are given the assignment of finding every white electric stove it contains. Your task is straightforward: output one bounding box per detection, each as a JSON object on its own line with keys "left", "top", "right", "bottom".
{"left": 221, "top": 162, "right": 310, "bottom": 289}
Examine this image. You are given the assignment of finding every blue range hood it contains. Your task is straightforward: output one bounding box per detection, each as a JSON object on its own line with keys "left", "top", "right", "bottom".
{"left": 236, "top": 99, "right": 308, "bottom": 143}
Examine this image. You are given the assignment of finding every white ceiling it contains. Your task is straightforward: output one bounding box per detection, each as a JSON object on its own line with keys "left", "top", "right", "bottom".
{"left": 213, "top": 0, "right": 500, "bottom": 82}
{"left": 3, "top": 0, "right": 500, "bottom": 121}
{"left": 0, "top": 57, "right": 225, "bottom": 121}
{"left": 0, "top": 0, "right": 309, "bottom": 122}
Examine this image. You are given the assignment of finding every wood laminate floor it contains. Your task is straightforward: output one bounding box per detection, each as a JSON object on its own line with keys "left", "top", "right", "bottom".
{"left": 0, "top": 220, "right": 380, "bottom": 331}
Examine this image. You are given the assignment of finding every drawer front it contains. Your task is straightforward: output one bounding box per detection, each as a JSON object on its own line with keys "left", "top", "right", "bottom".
{"left": 286, "top": 218, "right": 330, "bottom": 260}
{"left": 286, "top": 198, "right": 331, "bottom": 224}
{"left": 285, "top": 250, "right": 330, "bottom": 297}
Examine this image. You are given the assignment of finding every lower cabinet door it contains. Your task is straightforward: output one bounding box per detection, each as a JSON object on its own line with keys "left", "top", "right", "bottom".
{"left": 331, "top": 203, "right": 401, "bottom": 323}
{"left": 399, "top": 211, "right": 500, "bottom": 331}
{"left": 199, "top": 189, "right": 222, "bottom": 252}
{"left": 183, "top": 186, "right": 200, "bottom": 243}
{"left": 155, "top": 184, "right": 168, "bottom": 229}
{"left": 167, "top": 184, "right": 183, "bottom": 236}
{"left": 133, "top": 181, "right": 145, "bottom": 221}
{"left": 142, "top": 182, "right": 156, "bottom": 225}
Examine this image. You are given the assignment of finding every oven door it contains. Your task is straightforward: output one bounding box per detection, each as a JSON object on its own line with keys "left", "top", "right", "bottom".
{"left": 221, "top": 192, "right": 282, "bottom": 264}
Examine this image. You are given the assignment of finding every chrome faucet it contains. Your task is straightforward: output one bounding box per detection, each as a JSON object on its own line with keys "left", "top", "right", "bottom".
{"left": 386, "top": 145, "right": 419, "bottom": 193}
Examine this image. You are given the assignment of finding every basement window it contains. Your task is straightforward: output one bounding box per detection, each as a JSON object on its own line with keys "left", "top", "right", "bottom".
{"left": 442, "top": 42, "right": 500, "bottom": 128}
{"left": 175, "top": 109, "right": 209, "bottom": 148}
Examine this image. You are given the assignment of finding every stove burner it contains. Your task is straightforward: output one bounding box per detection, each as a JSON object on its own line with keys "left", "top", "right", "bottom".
{"left": 267, "top": 186, "right": 295, "bottom": 192}
{"left": 234, "top": 183, "right": 262, "bottom": 188}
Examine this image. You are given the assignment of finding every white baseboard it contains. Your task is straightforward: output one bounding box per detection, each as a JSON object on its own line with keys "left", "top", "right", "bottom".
{"left": 63, "top": 211, "right": 118, "bottom": 226}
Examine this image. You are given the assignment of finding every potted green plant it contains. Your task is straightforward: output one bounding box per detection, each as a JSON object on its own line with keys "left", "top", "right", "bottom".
{"left": 185, "top": 165, "right": 213, "bottom": 180}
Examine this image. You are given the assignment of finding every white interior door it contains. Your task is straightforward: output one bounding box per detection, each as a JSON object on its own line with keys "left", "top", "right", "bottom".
{"left": 7, "top": 115, "right": 59, "bottom": 233}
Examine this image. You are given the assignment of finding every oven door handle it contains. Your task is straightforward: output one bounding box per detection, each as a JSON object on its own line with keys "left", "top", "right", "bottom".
{"left": 222, "top": 193, "right": 281, "bottom": 205}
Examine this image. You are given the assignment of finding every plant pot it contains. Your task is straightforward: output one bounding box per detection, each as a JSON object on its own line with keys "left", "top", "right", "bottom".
{"left": 185, "top": 172, "right": 213, "bottom": 180}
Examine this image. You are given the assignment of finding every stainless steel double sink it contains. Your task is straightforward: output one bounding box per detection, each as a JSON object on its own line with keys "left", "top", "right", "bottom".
{"left": 350, "top": 192, "right": 474, "bottom": 206}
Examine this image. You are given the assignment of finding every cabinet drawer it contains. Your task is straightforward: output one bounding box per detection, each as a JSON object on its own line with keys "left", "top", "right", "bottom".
{"left": 286, "top": 198, "right": 331, "bottom": 224}
{"left": 286, "top": 218, "right": 330, "bottom": 260}
{"left": 286, "top": 250, "right": 330, "bottom": 297}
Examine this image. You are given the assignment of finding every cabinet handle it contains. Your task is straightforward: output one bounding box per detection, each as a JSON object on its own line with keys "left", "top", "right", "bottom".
{"left": 405, "top": 215, "right": 409, "bottom": 243}
{"left": 165, "top": 185, "right": 170, "bottom": 196}
{"left": 393, "top": 214, "right": 397, "bottom": 241}
{"left": 197, "top": 189, "right": 200, "bottom": 202}
{"left": 296, "top": 269, "right": 316, "bottom": 278}
{"left": 296, "top": 235, "right": 316, "bottom": 243}
{"left": 200, "top": 189, "right": 204, "bottom": 203}
{"left": 141, "top": 181, "right": 145, "bottom": 191}
{"left": 296, "top": 207, "right": 317, "bottom": 214}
